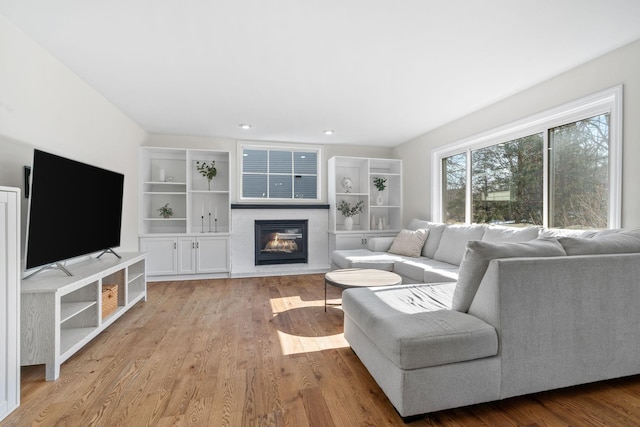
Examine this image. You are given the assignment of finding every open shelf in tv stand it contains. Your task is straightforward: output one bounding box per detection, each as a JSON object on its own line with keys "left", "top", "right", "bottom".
{"left": 20, "top": 252, "right": 147, "bottom": 381}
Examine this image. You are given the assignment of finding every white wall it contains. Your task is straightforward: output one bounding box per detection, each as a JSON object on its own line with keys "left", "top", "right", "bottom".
{"left": 394, "top": 38, "right": 640, "bottom": 228}
{"left": 0, "top": 15, "right": 147, "bottom": 253}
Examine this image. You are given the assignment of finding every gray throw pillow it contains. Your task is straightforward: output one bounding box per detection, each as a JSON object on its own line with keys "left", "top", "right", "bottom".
{"left": 388, "top": 229, "right": 429, "bottom": 258}
{"left": 452, "top": 238, "right": 566, "bottom": 312}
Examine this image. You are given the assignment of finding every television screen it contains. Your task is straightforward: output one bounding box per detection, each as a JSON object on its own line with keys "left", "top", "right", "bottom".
{"left": 25, "top": 150, "right": 124, "bottom": 270}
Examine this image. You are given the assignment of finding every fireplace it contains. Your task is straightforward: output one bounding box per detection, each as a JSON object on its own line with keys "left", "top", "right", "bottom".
{"left": 255, "top": 219, "right": 308, "bottom": 265}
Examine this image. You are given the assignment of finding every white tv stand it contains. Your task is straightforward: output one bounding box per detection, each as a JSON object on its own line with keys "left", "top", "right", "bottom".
{"left": 20, "top": 252, "right": 147, "bottom": 380}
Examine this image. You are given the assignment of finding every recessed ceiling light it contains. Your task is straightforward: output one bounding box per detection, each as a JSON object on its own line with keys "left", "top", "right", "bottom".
{"left": 239, "top": 124, "right": 252, "bottom": 130}
{"left": 323, "top": 130, "right": 334, "bottom": 135}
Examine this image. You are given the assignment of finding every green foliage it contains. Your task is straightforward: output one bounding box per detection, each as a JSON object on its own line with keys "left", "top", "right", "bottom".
{"left": 196, "top": 160, "right": 217, "bottom": 180}
{"left": 337, "top": 200, "right": 364, "bottom": 217}
{"left": 373, "top": 177, "right": 387, "bottom": 191}
{"left": 157, "top": 203, "right": 173, "bottom": 218}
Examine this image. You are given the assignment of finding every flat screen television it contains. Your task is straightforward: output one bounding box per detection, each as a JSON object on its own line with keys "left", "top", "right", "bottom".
{"left": 25, "top": 149, "right": 124, "bottom": 272}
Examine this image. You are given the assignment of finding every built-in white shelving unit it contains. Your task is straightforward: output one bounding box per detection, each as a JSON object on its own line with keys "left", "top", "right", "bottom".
{"left": 328, "top": 156, "right": 402, "bottom": 251}
{"left": 139, "top": 147, "right": 231, "bottom": 277}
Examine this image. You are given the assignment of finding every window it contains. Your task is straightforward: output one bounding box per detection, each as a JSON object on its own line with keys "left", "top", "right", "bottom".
{"left": 240, "top": 146, "right": 320, "bottom": 200}
{"left": 471, "top": 134, "right": 543, "bottom": 225}
{"left": 549, "top": 114, "right": 610, "bottom": 228}
{"left": 433, "top": 86, "right": 621, "bottom": 229}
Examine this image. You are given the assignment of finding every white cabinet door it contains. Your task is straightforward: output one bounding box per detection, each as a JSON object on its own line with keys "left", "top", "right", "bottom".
{"left": 335, "top": 234, "right": 367, "bottom": 250}
{"left": 177, "top": 237, "right": 196, "bottom": 274}
{"left": 0, "top": 188, "right": 19, "bottom": 422}
{"left": 140, "top": 237, "right": 177, "bottom": 275}
{"left": 196, "top": 236, "right": 229, "bottom": 273}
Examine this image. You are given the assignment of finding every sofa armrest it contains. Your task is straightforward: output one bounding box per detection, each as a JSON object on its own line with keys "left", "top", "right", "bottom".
{"left": 366, "top": 236, "right": 395, "bottom": 252}
{"left": 468, "top": 253, "right": 640, "bottom": 399}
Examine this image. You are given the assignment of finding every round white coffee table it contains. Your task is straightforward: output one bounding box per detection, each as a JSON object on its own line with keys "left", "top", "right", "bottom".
{"left": 324, "top": 268, "right": 402, "bottom": 311}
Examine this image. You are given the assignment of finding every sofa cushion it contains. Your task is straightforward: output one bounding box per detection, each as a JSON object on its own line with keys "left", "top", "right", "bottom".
{"left": 393, "top": 258, "right": 458, "bottom": 283}
{"left": 342, "top": 283, "right": 498, "bottom": 370}
{"left": 407, "top": 219, "right": 447, "bottom": 258}
{"left": 482, "top": 225, "right": 540, "bottom": 243}
{"left": 433, "top": 224, "right": 486, "bottom": 266}
{"left": 331, "top": 249, "right": 399, "bottom": 271}
{"left": 388, "top": 229, "right": 429, "bottom": 257}
{"left": 538, "top": 228, "right": 594, "bottom": 238}
{"left": 558, "top": 229, "right": 640, "bottom": 255}
{"left": 453, "top": 238, "right": 567, "bottom": 312}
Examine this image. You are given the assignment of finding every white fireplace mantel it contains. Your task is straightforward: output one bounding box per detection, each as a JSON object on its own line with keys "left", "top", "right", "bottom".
{"left": 230, "top": 206, "right": 330, "bottom": 277}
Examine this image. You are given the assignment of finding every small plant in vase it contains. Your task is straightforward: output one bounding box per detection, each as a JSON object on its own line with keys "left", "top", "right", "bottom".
{"left": 157, "top": 203, "right": 173, "bottom": 218}
{"left": 196, "top": 160, "right": 217, "bottom": 190}
{"left": 337, "top": 200, "right": 364, "bottom": 231}
{"left": 373, "top": 177, "right": 387, "bottom": 206}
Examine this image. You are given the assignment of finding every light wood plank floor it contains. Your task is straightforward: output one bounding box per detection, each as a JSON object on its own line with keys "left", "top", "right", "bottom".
{"left": 4, "top": 274, "right": 640, "bottom": 426}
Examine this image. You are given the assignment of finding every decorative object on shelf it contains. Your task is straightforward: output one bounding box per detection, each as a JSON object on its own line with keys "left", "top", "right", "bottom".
{"left": 158, "top": 168, "right": 166, "bottom": 182}
{"left": 371, "top": 214, "right": 376, "bottom": 229}
{"left": 378, "top": 217, "right": 384, "bottom": 230}
{"left": 195, "top": 160, "right": 217, "bottom": 190}
{"left": 373, "top": 176, "right": 387, "bottom": 206}
{"left": 157, "top": 203, "right": 173, "bottom": 218}
{"left": 101, "top": 284, "right": 118, "bottom": 319}
{"left": 341, "top": 176, "right": 353, "bottom": 193}
{"left": 337, "top": 200, "right": 364, "bottom": 231}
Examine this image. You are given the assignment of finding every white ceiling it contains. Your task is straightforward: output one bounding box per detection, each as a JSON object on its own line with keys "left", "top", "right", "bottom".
{"left": 2, "top": 1, "right": 640, "bottom": 147}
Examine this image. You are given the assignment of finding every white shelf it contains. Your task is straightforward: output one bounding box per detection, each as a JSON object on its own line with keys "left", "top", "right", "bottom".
{"left": 139, "top": 147, "right": 231, "bottom": 235}
{"left": 60, "top": 327, "right": 95, "bottom": 355}
{"left": 328, "top": 156, "right": 402, "bottom": 233}
{"left": 60, "top": 301, "right": 96, "bottom": 323}
{"left": 144, "top": 181, "right": 187, "bottom": 185}
{"left": 21, "top": 253, "right": 147, "bottom": 380}
{"left": 143, "top": 192, "right": 186, "bottom": 195}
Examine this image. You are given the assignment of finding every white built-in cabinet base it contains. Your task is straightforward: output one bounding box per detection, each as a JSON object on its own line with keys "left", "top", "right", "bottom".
{"left": 140, "top": 234, "right": 230, "bottom": 278}
{"left": 20, "top": 253, "right": 147, "bottom": 381}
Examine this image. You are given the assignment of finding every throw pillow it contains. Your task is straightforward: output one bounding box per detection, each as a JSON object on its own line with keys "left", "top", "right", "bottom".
{"left": 388, "top": 229, "right": 429, "bottom": 258}
{"left": 452, "top": 238, "right": 567, "bottom": 313}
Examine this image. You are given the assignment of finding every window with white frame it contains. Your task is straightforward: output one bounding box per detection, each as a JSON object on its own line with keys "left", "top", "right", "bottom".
{"left": 240, "top": 145, "right": 320, "bottom": 200}
{"left": 433, "top": 86, "right": 622, "bottom": 229}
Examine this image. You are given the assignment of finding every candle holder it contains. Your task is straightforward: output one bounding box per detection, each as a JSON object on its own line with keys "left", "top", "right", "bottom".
{"left": 200, "top": 215, "right": 204, "bottom": 233}
{"left": 208, "top": 213, "right": 212, "bottom": 233}
{"left": 215, "top": 218, "right": 218, "bottom": 233}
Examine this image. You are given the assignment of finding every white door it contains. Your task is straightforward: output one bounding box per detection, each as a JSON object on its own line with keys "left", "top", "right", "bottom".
{"left": 139, "top": 237, "right": 177, "bottom": 275}
{"left": 0, "top": 188, "right": 20, "bottom": 422}
{"left": 196, "top": 236, "right": 229, "bottom": 273}
{"left": 177, "top": 237, "right": 196, "bottom": 274}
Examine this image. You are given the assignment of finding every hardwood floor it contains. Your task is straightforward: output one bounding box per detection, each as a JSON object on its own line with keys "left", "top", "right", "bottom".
{"left": 4, "top": 274, "right": 640, "bottom": 426}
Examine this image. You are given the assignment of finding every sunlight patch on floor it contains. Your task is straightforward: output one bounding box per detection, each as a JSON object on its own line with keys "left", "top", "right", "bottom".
{"left": 276, "top": 330, "right": 349, "bottom": 356}
{"left": 269, "top": 295, "right": 349, "bottom": 356}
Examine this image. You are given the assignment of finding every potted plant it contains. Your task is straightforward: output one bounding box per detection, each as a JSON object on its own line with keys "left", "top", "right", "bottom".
{"left": 196, "top": 160, "right": 217, "bottom": 190}
{"left": 337, "top": 200, "right": 364, "bottom": 230}
{"left": 157, "top": 203, "right": 173, "bottom": 219}
{"left": 373, "top": 177, "right": 387, "bottom": 205}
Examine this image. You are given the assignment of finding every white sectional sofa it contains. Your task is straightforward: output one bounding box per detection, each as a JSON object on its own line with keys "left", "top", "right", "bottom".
{"left": 336, "top": 221, "right": 640, "bottom": 419}
{"left": 332, "top": 219, "right": 542, "bottom": 284}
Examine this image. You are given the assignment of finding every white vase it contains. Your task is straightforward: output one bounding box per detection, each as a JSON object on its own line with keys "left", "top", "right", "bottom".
{"left": 344, "top": 216, "right": 353, "bottom": 231}
{"left": 376, "top": 191, "right": 384, "bottom": 206}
